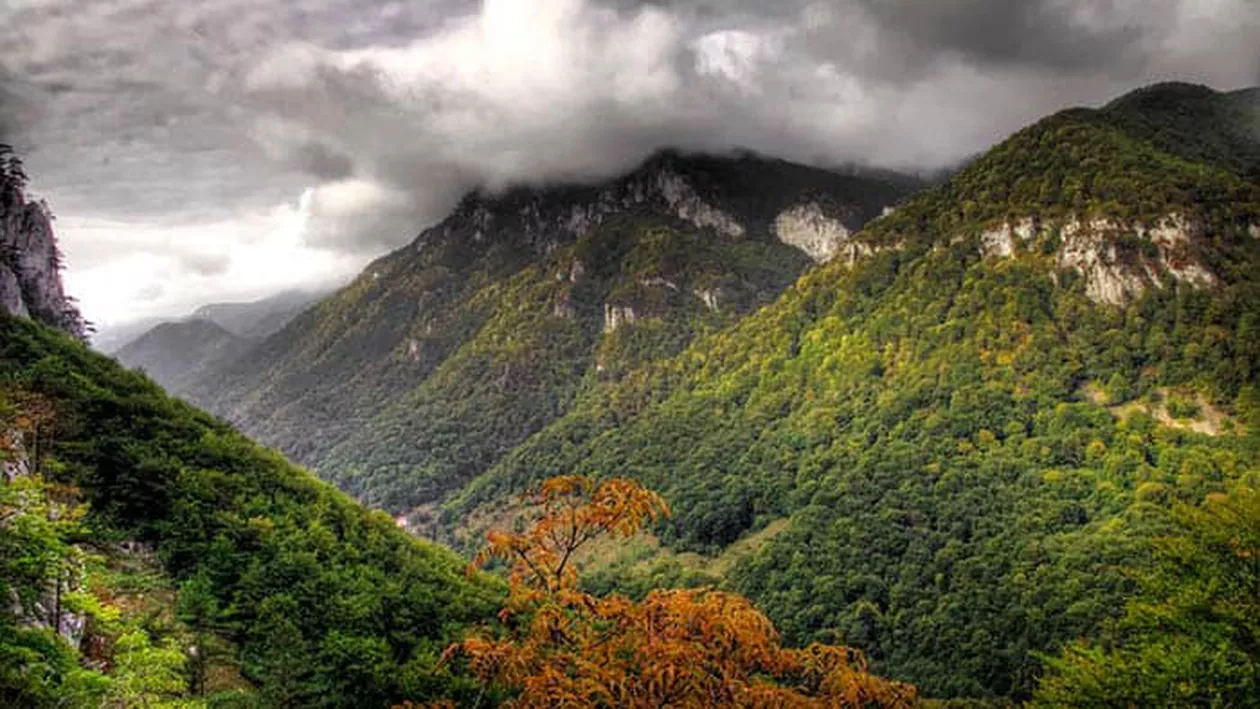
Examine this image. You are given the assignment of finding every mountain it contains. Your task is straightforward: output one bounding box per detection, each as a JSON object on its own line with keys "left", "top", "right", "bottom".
{"left": 5, "top": 83, "right": 1258, "bottom": 706}
{"left": 1, "top": 156, "right": 911, "bottom": 708}
{"left": 436, "top": 83, "right": 1260, "bottom": 698}
{"left": 188, "top": 150, "right": 920, "bottom": 512}
{"left": 0, "top": 148, "right": 500, "bottom": 706}
{"left": 109, "top": 289, "right": 326, "bottom": 395}
{"left": 114, "top": 318, "right": 252, "bottom": 393}
{"left": 192, "top": 288, "right": 328, "bottom": 339}
{"left": 89, "top": 315, "right": 166, "bottom": 354}
{"left": 96, "top": 290, "right": 323, "bottom": 355}
{"left": 0, "top": 146, "right": 85, "bottom": 338}
{"left": 1, "top": 316, "right": 502, "bottom": 708}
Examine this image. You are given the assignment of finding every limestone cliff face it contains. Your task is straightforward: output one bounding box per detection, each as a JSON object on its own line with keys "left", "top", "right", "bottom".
{"left": 423, "top": 151, "right": 910, "bottom": 265}
{"left": 0, "top": 174, "right": 85, "bottom": 338}
{"left": 969, "top": 213, "right": 1251, "bottom": 306}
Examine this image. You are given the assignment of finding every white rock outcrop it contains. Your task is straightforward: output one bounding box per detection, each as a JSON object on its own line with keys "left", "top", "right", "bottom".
{"left": 1056, "top": 222, "right": 1151, "bottom": 306}
{"left": 695, "top": 288, "right": 721, "bottom": 312}
{"left": 639, "top": 277, "right": 679, "bottom": 291}
{"left": 973, "top": 214, "right": 1224, "bottom": 306}
{"left": 653, "top": 169, "right": 745, "bottom": 238}
{"left": 971, "top": 213, "right": 1234, "bottom": 306}
{"left": 978, "top": 218, "right": 1038, "bottom": 258}
{"left": 1143, "top": 215, "right": 1216, "bottom": 288}
{"left": 553, "top": 291, "right": 575, "bottom": 320}
{"left": 773, "top": 202, "right": 852, "bottom": 263}
{"left": 603, "top": 304, "right": 637, "bottom": 333}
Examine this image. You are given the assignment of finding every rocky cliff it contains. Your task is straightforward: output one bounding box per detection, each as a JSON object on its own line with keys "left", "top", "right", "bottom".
{"left": 0, "top": 149, "right": 85, "bottom": 338}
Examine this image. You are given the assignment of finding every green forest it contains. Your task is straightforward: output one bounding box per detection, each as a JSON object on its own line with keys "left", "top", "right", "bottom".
{"left": 3, "top": 82, "right": 1260, "bottom": 707}
{"left": 445, "top": 84, "right": 1260, "bottom": 700}
{"left": 0, "top": 318, "right": 501, "bottom": 708}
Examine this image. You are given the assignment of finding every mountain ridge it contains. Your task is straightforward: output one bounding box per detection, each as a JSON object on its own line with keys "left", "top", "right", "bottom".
{"left": 115, "top": 318, "right": 252, "bottom": 394}
{"left": 433, "top": 82, "right": 1260, "bottom": 697}
{"left": 186, "top": 149, "right": 921, "bottom": 510}
{"left": 110, "top": 289, "right": 327, "bottom": 393}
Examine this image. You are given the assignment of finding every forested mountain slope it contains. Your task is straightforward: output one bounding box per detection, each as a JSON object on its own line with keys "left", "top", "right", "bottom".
{"left": 445, "top": 82, "right": 1260, "bottom": 699}
{"left": 109, "top": 290, "right": 326, "bottom": 394}
{"left": 192, "top": 289, "right": 327, "bottom": 340}
{"left": 115, "top": 318, "right": 253, "bottom": 394}
{"left": 1, "top": 317, "right": 500, "bottom": 707}
{"left": 189, "top": 151, "right": 917, "bottom": 513}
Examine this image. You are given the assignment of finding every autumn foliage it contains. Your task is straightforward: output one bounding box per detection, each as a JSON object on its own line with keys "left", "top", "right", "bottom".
{"left": 423, "top": 475, "right": 917, "bottom": 708}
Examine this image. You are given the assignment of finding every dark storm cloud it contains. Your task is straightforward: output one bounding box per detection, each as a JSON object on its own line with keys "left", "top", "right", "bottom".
{"left": 851, "top": 0, "right": 1147, "bottom": 71}
{"left": 288, "top": 141, "right": 355, "bottom": 181}
{"left": 0, "top": 0, "right": 1256, "bottom": 326}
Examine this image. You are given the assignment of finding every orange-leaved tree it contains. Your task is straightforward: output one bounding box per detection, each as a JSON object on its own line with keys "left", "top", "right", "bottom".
{"left": 416, "top": 475, "right": 917, "bottom": 708}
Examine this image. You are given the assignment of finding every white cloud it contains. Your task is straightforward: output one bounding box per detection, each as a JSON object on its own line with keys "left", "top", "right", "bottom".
{"left": 60, "top": 198, "right": 363, "bottom": 328}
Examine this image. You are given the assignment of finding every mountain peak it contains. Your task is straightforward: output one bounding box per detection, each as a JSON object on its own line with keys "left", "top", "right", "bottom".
{"left": 1103, "top": 81, "right": 1219, "bottom": 110}
{"left": 429, "top": 149, "right": 917, "bottom": 265}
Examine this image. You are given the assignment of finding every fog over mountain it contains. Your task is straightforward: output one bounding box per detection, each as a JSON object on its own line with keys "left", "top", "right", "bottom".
{"left": 0, "top": 0, "right": 1255, "bottom": 327}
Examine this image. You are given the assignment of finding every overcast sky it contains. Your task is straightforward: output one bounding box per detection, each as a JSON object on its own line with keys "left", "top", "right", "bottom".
{"left": 0, "top": 0, "right": 1256, "bottom": 331}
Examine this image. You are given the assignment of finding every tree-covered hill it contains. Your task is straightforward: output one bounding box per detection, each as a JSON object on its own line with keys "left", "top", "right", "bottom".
{"left": 186, "top": 151, "right": 918, "bottom": 515}
{"left": 443, "top": 83, "right": 1260, "bottom": 699}
{"left": 115, "top": 318, "right": 253, "bottom": 394}
{"left": 1, "top": 316, "right": 501, "bottom": 707}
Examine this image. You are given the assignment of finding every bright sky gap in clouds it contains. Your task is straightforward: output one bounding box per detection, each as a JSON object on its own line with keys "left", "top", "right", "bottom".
{"left": 0, "top": 0, "right": 1256, "bottom": 328}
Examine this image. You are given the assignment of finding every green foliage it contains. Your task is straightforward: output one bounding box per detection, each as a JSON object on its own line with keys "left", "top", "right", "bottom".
{"left": 0, "top": 317, "right": 502, "bottom": 707}
{"left": 313, "top": 216, "right": 812, "bottom": 513}
{"left": 856, "top": 87, "right": 1260, "bottom": 254}
{"left": 1165, "top": 394, "right": 1201, "bottom": 420}
{"left": 1033, "top": 485, "right": 1260, "bottom": 707}
{"left": 106, "top": 628, "right": 198, "bottom": 708}
{"left": 187, "top": 154, "right": 915, "bottom": 519}
{"left": 441, "top": 84, "right": 1260, "bottom": 700}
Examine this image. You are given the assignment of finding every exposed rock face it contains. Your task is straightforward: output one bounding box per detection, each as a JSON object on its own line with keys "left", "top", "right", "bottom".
{"left": 695, "top": 288, "right": 721, "bottom": 312}
{"left": 978, "top": 218, "right": 1038, "bottom": 259}
{"left": 971, "top": 213, "right": 1236, "bottom": 306}
{"left": 423, "top": 151, "right": 912, "bottom": 263}
{"left": 773, "top": 202, "right": 853, "bottom": 263}
{"left": 1057, "top": 214, "right": 1223, "bottom": 305}
{"left": 1, "top": 428, "right": 29, "bottom": 483}
{"left": 603, "top": 304, "right": 638, "bottom": 333}
{"left": 552, "top": 290, "right": 576, "bottom": 320}
{"left": 652, "top": 168, "right": 745, "bottom": 238}
{"left": 639, "top": 277, "right": 679, "bottom": 291}
{"left": 0, "top": 180, "right": 84, "bottom": 337}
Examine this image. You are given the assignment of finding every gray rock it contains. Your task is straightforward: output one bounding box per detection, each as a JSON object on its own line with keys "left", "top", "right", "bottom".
{"left": 0, "top": 180, "right": 84, "bottom": 337}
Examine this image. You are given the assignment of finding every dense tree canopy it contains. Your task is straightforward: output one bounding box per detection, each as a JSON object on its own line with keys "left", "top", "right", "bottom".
{"left": 0, "top": 317, "right": 502, "bottom": 707}
{"left": 447, "top": 84, "right": 1260, "bottom": 699}
{"left": 1034, "top": 484, "right": 1260, "bottom": 707}
{"left": 424, "top": 476, "right": 917, "bottom": 708}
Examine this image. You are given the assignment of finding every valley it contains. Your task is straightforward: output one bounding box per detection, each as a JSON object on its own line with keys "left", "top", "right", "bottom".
{"left": 3, "top": 81, "right": 1259, "bottom": 707}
